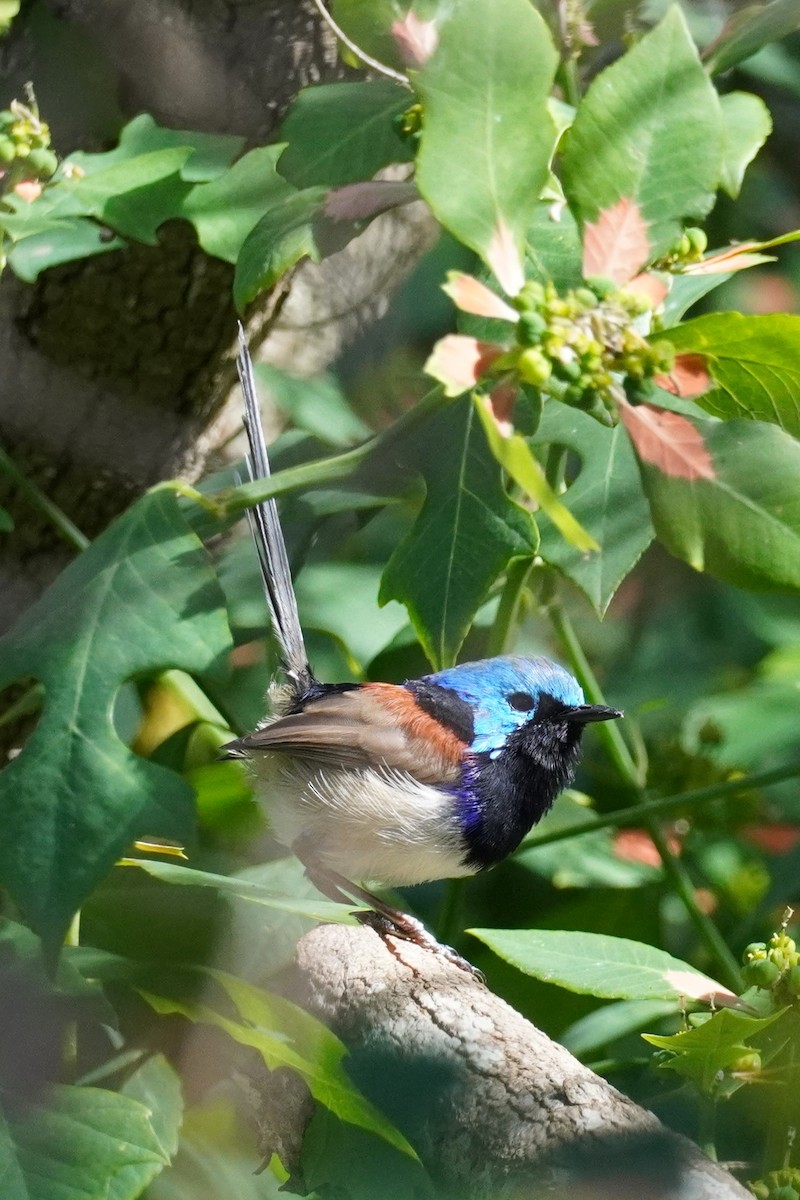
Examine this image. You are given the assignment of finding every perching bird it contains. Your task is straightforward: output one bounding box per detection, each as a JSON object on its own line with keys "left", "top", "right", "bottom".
{"left": 224, "top": 330, "right": 621, "bottom": 959}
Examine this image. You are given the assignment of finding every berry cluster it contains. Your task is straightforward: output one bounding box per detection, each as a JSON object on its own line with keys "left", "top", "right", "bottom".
{"left": 0, "top": 100, "right": 57, "bottom": 178}
{"left": 654, "top": 225, "right": 708, "bottom": 270}
{"left": 749, "top": 1168, "right": 800, "bottom": 1200}
{"left": 742, "top": 929, "right": 800, "bottom": 998}
{"left": 512, "top": 278, "right": 674, "bottom": 423}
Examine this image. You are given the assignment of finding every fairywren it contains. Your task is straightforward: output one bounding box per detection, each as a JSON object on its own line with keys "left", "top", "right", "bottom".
{"left": 224, "top": 331, "right": 621, "bottom": 955}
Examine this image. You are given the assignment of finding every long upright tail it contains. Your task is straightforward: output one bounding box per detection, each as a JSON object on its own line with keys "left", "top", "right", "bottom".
{"left": 236, "top": 325, "right": 312, "bottom": 693}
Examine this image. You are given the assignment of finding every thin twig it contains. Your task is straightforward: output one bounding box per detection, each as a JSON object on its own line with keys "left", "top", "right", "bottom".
{"left": 310, "top": 0, "right": 411, "bottom": 86}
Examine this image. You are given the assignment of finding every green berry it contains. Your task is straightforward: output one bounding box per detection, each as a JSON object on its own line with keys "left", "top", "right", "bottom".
{"left": 743, "top": 957, "right": 780, "bottom": 989}
{"left": 771, "top": 1187, "right": 800, "bottom": 1200}
{"left": 786, "top": 964, "right": 800, "bottom": 996}
{"left": 517, "top": 347, "right": 551, "bottom": 387}
{"left": 728, "top": 1051, "right": 761, "bottom": 1074}
{"left": 516, "top": 281, "right": 545, "bottom": 311}
{"left": 0, "top": 137, "right": 15, "bottom": 163}
{"left": 744, "top": 942, "right": 767, "bottom": 962}
{"left": 26, "top": 146, "right": 56, "bottom": 176}
{"left": 685, "top": 227, "right": 708, "bottom": 257}
{"left": 584, "top": 275, "right": 616, "bottom": 299}
{"left": 575, "top": 287, "right": 598, "bottom": 309}
{"left": 517, "top": 311, "right": 547, "bottom": 345}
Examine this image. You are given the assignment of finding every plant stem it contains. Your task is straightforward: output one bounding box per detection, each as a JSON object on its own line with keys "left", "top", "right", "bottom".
{"left": 546, "top": 587, "right": 743, "bottom": 992}
{"left": 487, "top": 559, "right": 533, "bottom": 657}
{"left": 0, "top": 446, "right": 89, "bottom": 551}
{"left": 211, "top": 386, "right": 453, "bottom": 519}
{"left": 519, "top": 762, "right": 800, "bottom": 850}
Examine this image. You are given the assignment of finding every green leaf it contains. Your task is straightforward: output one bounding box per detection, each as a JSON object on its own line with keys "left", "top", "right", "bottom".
{"left": 233, "top": 186, "right": 326, "bottom": 312}
{"left": 147, "top": 1098, "right": 281, "bottom": 1200}
{"left": 661, "top": 271, "right": 733, "bottom": 327}
{"left": 415, "top": 0, "right": 558, "bottom": 293}
{"left": 469, "top": 928, "right": 736, "bottom": 1002}
{"left": 705, "top": 0, "right": 800, "bottom": 75}
{"left": 563, "top": 998, "right": 681, "bottom": 1059}
{"left": 0, "top": 487, "right": 232, "bottom": 951}
{"left": 718, "top": 91, "right": 772, "bottom": 198}
{"left": 475, "top": 397, "right": 599, "bottom": 552}
{"left": 531, "top": 404, "right": 654, "bottom": 614}
{"left": 66, "top": 148, "right": 193, "bottom": 231}
{"left": 0, "top": 1084, "right": 169, "bottom": 1200}
{"left": 644, "top": 1008, "right": 782, "bottom": 1094}
{"left": 180, "top": 146, "right": 295, "bottom": 264}
{"left": 660, "top": 313, "right": 800, "bottom": 436}
{"left": 142, "top": 971, "right": 417, "bottom": 1160}
{"left": 561, "top": 7, "right": 722, "bottom": 258}
{"left": 67, "top": 113, "right": 245, "bottom": 183}
{"left": 121, "top": 1055, "right": 184, "bottom": 1162}
{"left": 120, "top": 857, "right": 360, "bottom": 923}
{"left": 253, "top": 362, "right": 371, "bottom": 446}
{"left": 330, "top": 0, "right": 409, "bottom": 69}
{"left": 279, "top": 81, "right": 413, "bottom": 188}
{"left": 525, "top": 201, "right": 584, "bottom": 291}
{"left": 295, "top": 563, "right": 410, "bottom": 668}
{"left": 633, "top": 413, "right": 800, "bottom": 590}
{"left": 6, "top": 217, "right": 124, "bottom": 280}
{"left": 380, "top": 396, "right": 536, "bottom": 668}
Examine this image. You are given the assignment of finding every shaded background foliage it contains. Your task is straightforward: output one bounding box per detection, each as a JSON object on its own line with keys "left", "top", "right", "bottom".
{"left": 2, "top": 1, "right": 800, "bottom": 1198}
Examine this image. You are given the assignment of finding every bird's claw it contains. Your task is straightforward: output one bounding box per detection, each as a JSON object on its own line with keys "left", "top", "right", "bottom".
{"left": 356, "top": 908, "right": 484, "bottom": 982}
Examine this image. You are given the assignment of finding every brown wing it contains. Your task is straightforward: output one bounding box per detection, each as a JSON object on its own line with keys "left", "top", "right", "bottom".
{"left": 223, "top": 685, "right": 464, "bottom": 785}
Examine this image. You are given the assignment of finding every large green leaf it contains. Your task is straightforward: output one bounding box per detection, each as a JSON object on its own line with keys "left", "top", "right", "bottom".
{"left": 718, "top": 91, "right": 772, "bottom": 198}
{"left": 121, "top": 1055, "right": 184, "bottom": 1162}
{"left": 142, "top": 971, "right": 417, "bottom": 1159}
{"left": 630, "top": 413, "right": 800, "bottom": 590}
{"left": 561, "top": 7, "right": 722, "bottom": 259}
{"left": 469, "top": 928, "right": 735, "bottom": 1003}
{"left": 380, "top": 397, "right": 536, "bottom": 668}
{"left": 415, "top": 0, "right": 558, "bottom": 293}
{"left": 660, "top": 312, "right": 800, "bottom": 436}
{"left": 532, "top": 404, "right": 654, "bottom": 614}
{"left": 67, "top": 113, "right": 244, "bottom": 183}
{"left": 6, "top": 217, "right": 125, "bottom": 281}
{"left": 525, "top": 201, "right": 584, "bottom": 290}
{"left": 278, "top": 80, "right": 413, "bottom": 187}
{"left": 0, "top": 487, "right": 231, "bottom": 951}
{"left": 0, "top": 1084, "right": 169, "bottom": 1200}
{"left": 180, "top": 146, "right": 295, "bottom": 264}
{"left": 644, "top": 1009, "right": 782, "bottom": 1095}
{"left": 233, "top": 186, "right": 326, "bottom": 311}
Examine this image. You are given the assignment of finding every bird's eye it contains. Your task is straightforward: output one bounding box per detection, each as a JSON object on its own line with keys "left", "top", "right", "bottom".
{"left": 508, "top": 691, "right": 535, "bottom": 712}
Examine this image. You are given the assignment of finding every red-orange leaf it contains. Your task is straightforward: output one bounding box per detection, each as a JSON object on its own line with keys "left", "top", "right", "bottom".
{"left": 654, "top": 353, "right": 712, "bottom": 398}
{"left": 582, "top": 196, "right": 651, "bottom": 285}
{"left": 485, "top": 380, "right": 517, "bottom": 436}
{"left": 392, "top": 11, "right": 439, "bottom": 65}
{"left": 442, "top": 272, "right": 518, "bottom": 322}
{"left": 683, "top": 242, "right": 773, "bottom": 276}
{"left": 487, "top": 218, "right": 524, "bottom": 297}
{"left": 626, "top": 272, "right": 668, "bottom": 306}
{"left": 620, "top": 400, "right": 715, "bottom": 481}
{"left": 424, "top": 334, "right": 503, "bottom": 397}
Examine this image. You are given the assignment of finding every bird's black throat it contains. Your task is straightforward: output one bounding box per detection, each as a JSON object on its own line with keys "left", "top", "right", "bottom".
{"left": 459, "top": 718, "right": 586, "bottom": 871}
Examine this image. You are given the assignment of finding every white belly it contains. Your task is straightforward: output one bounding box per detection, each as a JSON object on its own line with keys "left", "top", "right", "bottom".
{"left": 250, "top": 756, "right": 474, "bottom": 887}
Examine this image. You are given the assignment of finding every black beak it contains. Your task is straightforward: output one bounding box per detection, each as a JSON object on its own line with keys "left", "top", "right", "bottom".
{"left": 564, "top": 704, "right": 623, "bottom": 724}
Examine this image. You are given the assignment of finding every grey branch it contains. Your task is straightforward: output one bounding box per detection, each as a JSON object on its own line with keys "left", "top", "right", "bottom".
{"left": 251, "top": 923, "right": 751, "bottom": 1199}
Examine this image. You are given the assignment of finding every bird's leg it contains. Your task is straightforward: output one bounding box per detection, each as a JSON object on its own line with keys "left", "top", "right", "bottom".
{"left": 296, "top": 852, "right": 481, "bottom": 980}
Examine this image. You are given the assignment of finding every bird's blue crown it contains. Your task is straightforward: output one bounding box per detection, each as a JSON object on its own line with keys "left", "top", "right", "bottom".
{"left": 425, "top": 655, "right": 585, "bottom": 755}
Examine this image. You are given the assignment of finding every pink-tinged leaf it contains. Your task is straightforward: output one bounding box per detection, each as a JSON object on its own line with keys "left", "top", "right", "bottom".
{"left": 654, "top": 353, "right": 712, "bottom": 398}
{"left": 682, "top": 242, "right": 774, "bottom": 276}
{"left": 484, "top": 381, "right": 517, "bottom": 436}
{"left": 486, "top": 219, "right": 524, "bottom": 297}
{"left": 743, "top": 824, "right": 800, "bottom": 854}
{"left": 442, "top": 272, "right": 518, "bottom": 323}
{"left": 582, "top": 197, "right": 651, "bottom": 286}
{"left": 13, "top": 180, "right": 43, "bottom": 203}
{"left": 392, "top": 11, "right": 439, "bottom": 66}
{"left": 324, "top": 180, "right": 418, "bottom": 222}
{"left": 424, "top": 335, "right": 503, "bottom": 397}
{"left": 620, "top": 400, "right": 716, "bottom": 481}
{"left": 662, "top": 968, "right": 742, "bottom": 1008}
{"left": 626, "top": 272, "right": 668, "bottom": 306}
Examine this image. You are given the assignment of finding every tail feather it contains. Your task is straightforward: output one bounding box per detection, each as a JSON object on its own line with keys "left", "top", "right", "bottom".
{"left": 236, "top": 325, "right": 312, "bottom": 691}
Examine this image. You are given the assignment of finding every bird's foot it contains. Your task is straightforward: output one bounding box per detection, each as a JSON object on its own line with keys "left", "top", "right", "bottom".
{"left": 356, "top": 908, "right": 484, "bottom": 982}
